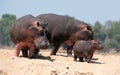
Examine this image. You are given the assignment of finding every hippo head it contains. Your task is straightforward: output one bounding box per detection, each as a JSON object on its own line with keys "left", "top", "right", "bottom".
{"left": 92, "top": 39, "right": 104, "bottom": 50}
{"left": 73, "top": 30, "right": 93, "bottom": 42}
{"left": 86, "top": 25, "right": 94, "bottom": 40}
{"left": 29, "top": 21, "right": 48, "bottom": 49}
{"left": 79, "top": 24, "right": 94, "bottom": 40}
{"left": 77, "top": 30, "right": 91, "bottom": 41}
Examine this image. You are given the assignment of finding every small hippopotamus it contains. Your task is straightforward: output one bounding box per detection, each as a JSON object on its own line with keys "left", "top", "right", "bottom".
{"left": 73, "top": 39, "right": 104, "bottom": 63}
{"left": 64, "top": 30, "right": 92, "bottom": 56}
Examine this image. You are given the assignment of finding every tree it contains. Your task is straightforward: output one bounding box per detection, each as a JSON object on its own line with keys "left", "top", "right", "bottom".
{"left": 0, "top": 14, "right": 16, "bottom": 46}
{"left": 93, "top": 21, "right": 120, "bottom": 52}
{"left": 93, "top": 21, "right": 106, "bottom": 42}
{"left": 104, "top": 20, "right": 120, "bottom": 50}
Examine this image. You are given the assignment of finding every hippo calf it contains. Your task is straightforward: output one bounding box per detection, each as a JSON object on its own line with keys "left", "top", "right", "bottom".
{"left": 73, "top": 39, "right": 104, "bottom": 63}
{"left": 64, "top": 30, "right": 92, "bottom": 56}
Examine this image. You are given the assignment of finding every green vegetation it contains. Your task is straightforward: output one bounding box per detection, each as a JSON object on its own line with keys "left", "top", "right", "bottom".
{"left": 92, "top": 21, "right": 120, "bottom": 52}
{"left": 0, "top": 14, "right": 16, "bottom": 46}
{"left": 0, "top": 14, "right": 120, "bottom": 52}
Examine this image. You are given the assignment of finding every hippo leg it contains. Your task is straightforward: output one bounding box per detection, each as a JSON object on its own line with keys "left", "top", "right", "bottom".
{"left": 14, "top": 43, "right": 21, "bottom": 57}
{"left": 33, "top": 48, "right": 40, "bottom": 58}
{"left": 67, "top": 43, "right": 75, "bottom": 57}
{"left": 22, "top": 49, "right": 28, "bottom": 57}
{"left": 67, "top": 46, "right": 73, "bottom": 57}
{"left": 34, "top": 48, "right": 39, "bottom": 54}
{"left": 50, "top": 44, "right": 61, "bottom": 55}
{"left": 87, "top": 53, "right": 93, "bottom": 63}
{"left": 85, "top": 56, "right": 89, "bottom": 62}
{"left": 28, "top": 44, "right": 35, "bottom": 58}
{"left": 86, "top": 55, "right": 92, "bottom": 63}
{"left": 79, "top": 57, "right": 84, "bottom": 62}
{"left": 74, "top": 55, "right": 77, "bottom": 61}
{"left": 86, "top": 58, "right": 91, "bottom": 63}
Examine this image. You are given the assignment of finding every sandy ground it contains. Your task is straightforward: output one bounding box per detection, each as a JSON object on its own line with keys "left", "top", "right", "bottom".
{"left": 0, "top": 48, "right": 120, "bottom": 75}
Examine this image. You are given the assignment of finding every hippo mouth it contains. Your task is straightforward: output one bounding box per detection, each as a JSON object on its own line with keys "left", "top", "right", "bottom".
{"left": 34, "top": 36, "right": 48, "bottom": 49}
{"left": 34, "top": 24, "right": 49, "bottom": 49}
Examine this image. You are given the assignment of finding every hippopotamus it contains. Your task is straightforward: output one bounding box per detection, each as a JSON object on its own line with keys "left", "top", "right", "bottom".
{"left": 10, "top": 14, "right": 48, "bottom": 58}
{"left": 73, "top": 39, "right": 104, "bottom": 63}
{"left": 37, "top": 13, "right": 94, "bottom": 56}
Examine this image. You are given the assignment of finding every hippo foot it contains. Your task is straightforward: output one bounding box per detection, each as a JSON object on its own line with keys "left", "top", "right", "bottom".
{"left": 20, "top": 55, "right": 28, "bottom": 58}
{"left": 79, "top": 57, "right": 84, "bottom": 62}
{"left": 87, "top": 61, "right": 92, "bottom": 63}
{"left": 33, "top": 54, "right": 40, "bottom": 58}
{"left": 28, "top": 55, "right": 34, "bottom": 59}
{"left": 79, "top": 60, "right": 84, "bottom": 62}
{"left": 86, "top": 59, "right": 92, "bottom": 63}
{"left": 21, "top": 54, "right": 28, "bottom": 57}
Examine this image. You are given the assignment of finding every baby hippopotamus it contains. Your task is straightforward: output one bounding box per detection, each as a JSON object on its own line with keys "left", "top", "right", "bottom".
{"left": 73, "top": 39, "right": 104, "bottom": 63}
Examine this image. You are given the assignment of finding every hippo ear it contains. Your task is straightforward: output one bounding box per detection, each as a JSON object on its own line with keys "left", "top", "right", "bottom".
{"left": 31, "top": 21, "right": 40, "bottom": 27}
{"left": 29, "top": 21, "right": 42, "bottom": 31}
{"left": 29, "top": 21, "right": 39, "bottom": 28}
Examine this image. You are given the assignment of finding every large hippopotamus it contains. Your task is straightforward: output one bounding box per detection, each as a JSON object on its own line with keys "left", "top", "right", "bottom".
{"left": 37, "top": 13, "right": 94, "bottom": 56}
{"left": 73, "top": 39, "right": 104, "bottom": 63}
{"left": 10, "top": 14, "right": 48, "bottom": 58}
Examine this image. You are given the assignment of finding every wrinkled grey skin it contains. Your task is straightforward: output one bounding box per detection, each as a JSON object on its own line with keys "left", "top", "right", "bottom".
{"left": 37, "top": 13, "right": 94, "bottom": 56}
{"left": 73, "top": 39, "right": 104, "bottom": 63}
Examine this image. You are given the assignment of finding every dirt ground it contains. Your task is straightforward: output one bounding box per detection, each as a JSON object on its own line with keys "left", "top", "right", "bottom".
{"left": 0, "top": 48, "right": 120, "bottom": 75}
